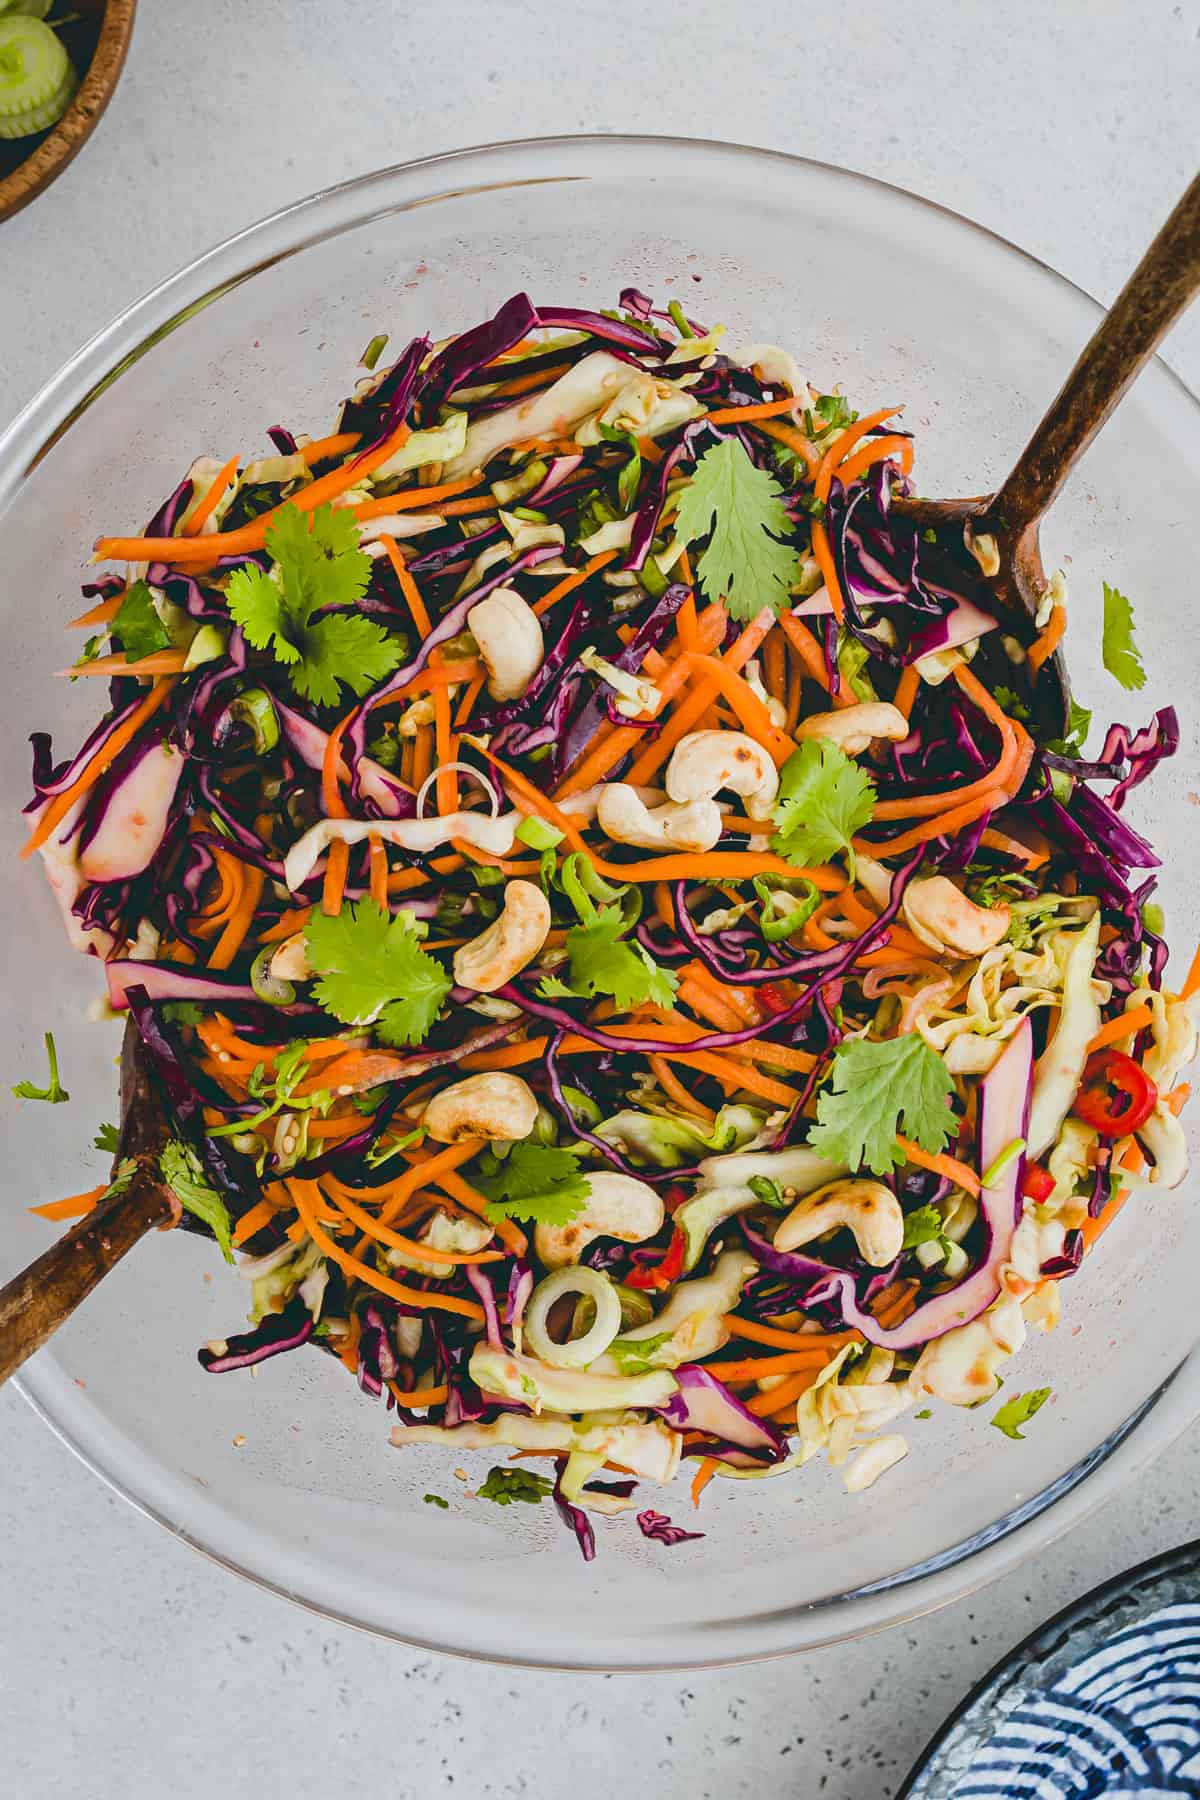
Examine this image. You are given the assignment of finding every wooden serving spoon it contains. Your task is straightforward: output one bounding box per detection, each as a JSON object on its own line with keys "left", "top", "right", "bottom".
{"left": 893, "top": 172, "right": 1200, "bottom": 734}
{"left": 0, "top": 1020, "right": 174, "bottom": 1386}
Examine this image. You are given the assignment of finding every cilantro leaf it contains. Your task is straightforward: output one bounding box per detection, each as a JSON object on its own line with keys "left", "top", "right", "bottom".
{"left": 674, "top": 438, "right": 801, "bottom": 620}
{"left": 93, "top": 1122, "right": 121, "bottom": 1156}
{"left": 1102, "top": 583, "right": 1146, "bottom": 691}
{"left": 771, "top": 740, "right": 876, "bottom": 873}
{"left": 1044, "top": 696, "right": 1093, "bottom": 760}
{"left": 901, "top": 1204, "right": 950, "bottom": 1253}
{"left": 474, "top": 1141, "right": 591, "bottom": 1227}
{"left": 12, "top": 1032, "right": 69, "bottom": 1104}
{"left": 476, "top": 1466, "right": 554, "bottom": 1506}
{"left": 424, "top": 1492, "right": 449, "bottom": 1509}
{"left": 226, "top": 503, "right": 403, "bottom": 706}
{"left": 304, "top": 899, "right": 451, "bottom": 1047}
{"left": 991, "top": 1387, "right": 1051, "bottom": 1440}
{"left": 540, "top": 904, "right": 679, "bottom": 1011}
{"left": 113, "top": 579, "right": 171, "bottom": 663}
{"left": 159, "top": 1139, "right": 234, "bottom": 1262}
{"left": 991, "top": 685, "right": 1031, "bottom": 722}
{"left": 808, "top": 1035, "right": 955, "bottom": 1176}
{"left": 69, "top": 634, "right": 107, "bottom": 679}
{"left": 162, "top": 1000, "right": 205, "bottom": 1027}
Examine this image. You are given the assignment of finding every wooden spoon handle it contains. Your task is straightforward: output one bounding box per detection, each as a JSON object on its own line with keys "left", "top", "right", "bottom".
{"left": 0, "top": 1167, "right": 172, "bottom": 1386}
{"left": 987, "top": 172, "right": 1200, "bottom": 540}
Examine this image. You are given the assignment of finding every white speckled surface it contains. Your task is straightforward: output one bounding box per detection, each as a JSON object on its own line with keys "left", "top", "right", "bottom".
{"left": 2, "top": 2, "right": 1199, "bottom": 1794}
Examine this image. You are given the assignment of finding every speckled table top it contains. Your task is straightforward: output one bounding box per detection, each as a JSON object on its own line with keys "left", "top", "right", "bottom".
{"left": 2, "top": 2, "right": 1198, "bottom": 1795}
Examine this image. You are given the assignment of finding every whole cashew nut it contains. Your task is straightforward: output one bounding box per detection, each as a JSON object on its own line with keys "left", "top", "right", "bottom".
{"left": 453, "top": 879, "right": 552, "bottom": 993}
{"left": 467, "top": 586, "right": 544, "bottom": 702}
{"left": 902, "top": 875, "right": 1011, "bottom": 959}
{"left": 795, "top": 702, "right": 909, "bottom": 757}
{"left": 665, "top": 730, "right": 780, "bottom": 821}
{"left": 772, "top": 1177, "right": 905, "bottom": 1268}
{"left": 596, "top": 783, "right": 722, "bottom": 853}
{"left": 269, "top": 931, "right": 312, "bottom": 983}
{"left": 908, "top": 1293, "right": 1026, "bottom": 1406}
{"left": 422, "top": 1071, "right": 539, "bottom": 1144}
{"left": 534, "top": 1171, "right": 664, "bottom": 1269}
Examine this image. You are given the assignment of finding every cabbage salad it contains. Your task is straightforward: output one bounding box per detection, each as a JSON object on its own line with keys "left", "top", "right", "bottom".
{"left": 23, "top": 290, "right": 1197, "bottom": 1557}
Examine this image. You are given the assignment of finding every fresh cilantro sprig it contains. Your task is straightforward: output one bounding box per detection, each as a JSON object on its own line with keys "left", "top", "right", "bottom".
{"left": 991, "top": 1387, "right": 1051, "bottom": 1440}
{"left": 539, "top": 904, "right": 678, "bottom": 1011}
{"left": 1101, "top": 582, "right": 1145, "bottom": 692}
{"left": 94, "top": 1122, "right": 121, "bottom": 1155}
{"left": 674, "top": 438, "right": 801, "bottom": 619}
{"left": 474, "top": 1141, "right": 591, "bottom": 1228}
{"left": 226, "top": 503, "right": 404, "bottom": 706}
{"left": 304, "top": 899, "right": 451, "bottom": 1047}
{"left": 901, "top": 1204, "right": 953, "bottom": 1257}
{"left": 476, "top": 1466, "right": 554, "bottom": 1506}
{"left": 113, "top": 579, "right": 171, "bottom": 663}
{"left": 771, "top": 740, "right": 876, "bottom": 874}
{"left": 808, "top": 1035, "right": 955, "bottom": 1177}
{"left": 12, "top": 1032, "right": 69, "bottom": 1104}
{"left": 159, "top": 1139, "right": 234, "bottom": 1262}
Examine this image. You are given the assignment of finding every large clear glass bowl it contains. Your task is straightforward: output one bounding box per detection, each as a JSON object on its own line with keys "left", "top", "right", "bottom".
{"left": 1, "top": 136, "right": 1197, "bottom": 1669}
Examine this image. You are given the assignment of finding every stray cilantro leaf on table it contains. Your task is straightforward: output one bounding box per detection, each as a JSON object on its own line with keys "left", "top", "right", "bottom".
{"left": 226, "top": 502, "right": 404, "bottom": 706}
{"left": 305, "top": 898, "right": 451, "bottom": 1047}
{"left": 474, "top": 1141, "right": 591, "bottom": 1228}
{"left": 539, "top": 904, "right": 678, "bottom": 1011}
{"left": 12, "top": 1031, "right": 69, "bottom": 1104}
{"left": 673, "top": 438, "right": 801, "bottom": 619}
{"left": 771, "top": 739, "right": 876, "bottom": 874}
{"left": 424, "top": 1493, "right": 450, "bottom": 1509}
{"left": 991, "top": 1387, "right": 1052, "bottom": 1440}
{"left": 476, "top": 1465, "right": 555, "bottom": 1506}
{"left": 113, "top": 579, "right": 171, "bottom": 664}
{"left": 808, "top": 1035, "right": 955, "bottom": 1176}
{"left": 1101, "top": 582, "right": 1145, "bottom": 691}
{"left": 93, "top": 1122, "right": 121, "bottom": 1156}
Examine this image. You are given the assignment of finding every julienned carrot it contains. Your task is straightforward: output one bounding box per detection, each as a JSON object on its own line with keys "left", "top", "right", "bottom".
{"left": 810, "top": 519, "right": 844, "bottom": 625}
{"left": 531, "top": 551, "right": 618, "bottom": 619}
{"left": 776, "top": 609, "right": 850, "bottom": 705}
{"left": 322, "top": 711, "right": 353, "bottom": 820}
{"left": 646, "top": 1054, "right": 717, "bottom": 1121}
{"left": 702, "top": 1349, "right": 838, "bottom": 1381}
{"left": 1180, "top": 941, "right": 1200, "bottom": 1002}
{"left": 381, "top": 534, "right": 432, "bottom": 635}
{"left": 182, "top": 454, "right": 240, "bottom": 537}
{"left": 325, "top": 1183, "right": 505, "bottom": 1264}
{"left": 1027, "top": 603, "right": 1066, "bottom": 674}
{"left": 374, "top": 1141, "right": 486, "bottom": 1226}
{"left": 744, "top": 1370, "right": 824, "bottom": 1416}
{"left": 1166, "top": 1083, "right": 1191, "bottom": 1116}
{"left": 434, "top": 1169, "right": 528, "bottom": 1257}
{"left": 300, "top": 430, "right": 362, "bottom": 466}
{"left": 1087, "top": 1004, "right": 1156, "bottom": 1054}
{"left": 368, "top": 836, "right": 389, "bottom": 907}
{"left": 656, "top": 1046, "right": 797, "bottom": 1109}
{"left": 834, "top": 434, "right": 914, "bottom": 490}
{"left": 433, "top": 656, "right": 457, "bottom": 816}
{"left": 868, "top": 665, "right": 1032, "bottom": 828}
{"left": 722, "top": 1316, "right": 857, "bottom": 1352}
{"left": 1078, "top": 1186, "right": 1130, "bottom": 1253}
{"left": 895, "top": 1136, "right": 981, "bottom": 1197}
{"left": 757, "top": 419, "right": 820, "bottom": 477}
{"left": 62, "top": 649, "right": 190, "bottom": 679}
{"left": 259, "top": 906, "right": 312, "bottom": 943}
{"left": 354, "top": 479, "right": 484, "bottom": 520}
{"left": 690, "top": 1456, "right": 719, "bottom": 1506}
{"left": 287, "top": 1179, "right": 485, "bottom": 1320}
{"left": 454, "top": 671, "right": 487, "bottom": 727}
{"left": 31, "top": 1185, "right": 106, "bottom": 1221}
{"left": 322, "top": 838, "right": 350, "bottom": 917}
{"left": 704, "top": 396, "right": 809, "bottom": 426}
{"left": 231, "top": 1197, "right": 279, "bottom": 1246}
{"left": 68, "top": 589, "right": 126, "bottom": 629}
{"left": 676, "top": 977, "right": 745, "bottom": 1034}
{"left": 815, "top": 405, "right": 904, "bottom": 498}
{"left": 23, "top": 678, "right": 176, "bottom": 859}
{"left": 487, "top": 361, "right": 573, "bottom": 399}
{"left": 892, "top": 664, "right": 920, "bottom": 721}
{"left": 209, "top": 866, "right": 265, "bottom": 970}
{"left": 93, "top": 416, "right": 415, "bottom": 566}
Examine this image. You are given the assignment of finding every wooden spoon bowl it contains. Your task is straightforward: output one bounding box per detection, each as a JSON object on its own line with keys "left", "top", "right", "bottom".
{"left": 0, "top": 0, "right": 136, "bottom": 224}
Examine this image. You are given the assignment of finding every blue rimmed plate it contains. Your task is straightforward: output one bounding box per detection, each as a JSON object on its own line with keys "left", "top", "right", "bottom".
{"left": 900, "top": 1540, "right": 1200, "bottom": 1797}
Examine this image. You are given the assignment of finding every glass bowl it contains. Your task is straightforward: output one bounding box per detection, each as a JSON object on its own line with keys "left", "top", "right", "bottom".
{"left": 1, "top": 136, "right": 1197, "bottom": 1670}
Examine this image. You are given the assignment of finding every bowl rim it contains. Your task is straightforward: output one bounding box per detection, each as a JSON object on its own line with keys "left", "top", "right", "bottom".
{"left": 0, "top": 0, "right": 138, "bottom": 225}
{"left": 5, "top": 132, "right": 1200, "bottom": 1668}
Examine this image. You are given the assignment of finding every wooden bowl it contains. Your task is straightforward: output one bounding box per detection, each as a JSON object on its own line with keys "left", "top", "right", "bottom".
{"left": 0, "top": 0, "right": 136, "bottom": 223}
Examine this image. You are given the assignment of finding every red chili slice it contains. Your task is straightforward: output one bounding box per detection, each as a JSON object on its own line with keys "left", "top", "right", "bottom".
{"left": 1022, "top": 1162, "right": 1056, "bottom": 1205}
{"left": 1072, "top": 1048, "right": 1158, "bottom": 1138}
{"left": 625, "top": 1226, "right": 686, "bottom": 1290}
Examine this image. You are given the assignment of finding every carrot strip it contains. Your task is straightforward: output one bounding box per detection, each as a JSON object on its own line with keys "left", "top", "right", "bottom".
{"left": 757, "top": 419, "right": 820, "bottom": 476}
{"left": 691, "top": 1457, "right": 719, "bottom": 1507}
{"left": 834, "top": 434, "right": 914, "bottom": 489}
{"left": 300, "top": 431, "right": 362, "bottom": 466}
{"left": 326, "top": 1184, "right": 505, "bottom": 1263}
{"left": 31, "top": 1185, "right": 106, "bottom": 1221}
{"left": 435, "top": 1169, "right": 528, "bottom": 1258}
{"left": 647, "top": 1055, "right": 717, "bottom": 1121}
{"left": 816, "top": 406, "right": 903, "bottom": 496}
{"left": 287, "top": 1180, "right": 485, "bottom": 1320}
{"left": 209, "top": 866, "right": 265, "bottom": 969}
{"left": 1180, "top": 941, "right": 1200, "bottom": 1001}
{"left": 1086, "top": 1004, "right": 1156, "bottom": 1054}
{"left": 93, "top": 417, "right": 415, "bottom": 565}
{"left": 705, "top": 396, "right": 809, "bottom": 426}
{"left": 182, "top": 453, "right": 240, "bottom": 537}
{"left": 68, "top": 590, "right": 125, "bottom": 628}
{"left": 702, "top": 1350, "right": 838, "bottom": 1380}
{"left": 530, "top": 551, "right": 618, "bottom": 618}
{"left": 374, "top": 1142, "right": 486, "bottom": 1226}
{"left": 656, "top": 1047, "right": 797, "bottom": 1109}
{"left": 895, "top": 1136, "right": 981, "bottom": 1198}
{"left": 1027, "top": 604, "right": 1067, "bottom": 674}
{"left": 892, "top": 665, "right": 920, "bottom": 722}
{"left": 24, "top": 676, "right": 178, "bottom": 859}
{"left": 232, "top": 1198, "right": 279, "bottom": 1246}
{"left": 777, "top": 609, "right": 850, "bottom": 705}
{"left": 368, "top": 836, "right": 389, "bottom": 907}
{"left": 354, "top": 476, "right": 482, "bottom": 520}
{"left": 259, "top": 906, "right": 312, "bottom": 944}
{"left": 454, "top": 672, "right": 488, "bottom": 727}
{"left": 743, "top": 1370, "right": 825, "bottom": 1416}
{"left": 722, "top": 1316, "right": 858, "bottom": 1351}
{"left": 1078, "top": 1186, "right": 1130, "bottom": 1253}
{"left": 62, "top": 649, "right": 190, "bottom": 679}
{"left": 810, "top": 519, "right": 845, "bottom": 625}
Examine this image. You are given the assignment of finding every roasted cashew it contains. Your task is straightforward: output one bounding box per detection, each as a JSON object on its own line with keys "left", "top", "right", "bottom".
{"left": 665, "top": 730, "right": 780, "bottom": 821}
{"left": 902, "top": 876, "right": 1011, "bottom": 959}
{"left": 269, "top": 931, "right": 311, "bottom": 983}
{"left": 466, "top": 586, "right": 544, "bottom": 702}
{"left": 534, "top": 1171, "right": 664, "bottom": 1270}
{"left": 908, "top": 1292, "right": 1026, "bottom": 1406}
{"left": 389, "top": 1209, "right": 495, "bottom": 1277}
{"left": 284, "top": 811, "right": 519, "bottom": 891}
{"left": 843, "top": 1433, "right": 908, "bottom": 1493}
{"left": 596, "top": 783, "right": 723, "bottom": 853}
{"left": 453, "top": 879, "right": 551, "bottom": 993}
{"left": 422, "top": 1071, "right": 539, "bottom": 1144}
{"left": 795, "top": 701, "right": 909, "bottom": 757}
{"left": 772, "top": 1177, "right": 905, "bottom": 1268}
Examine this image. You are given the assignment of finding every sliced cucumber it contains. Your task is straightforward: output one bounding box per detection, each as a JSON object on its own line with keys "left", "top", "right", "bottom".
{"left": 0, "top": 17, "right": 77, "bottom": 140}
